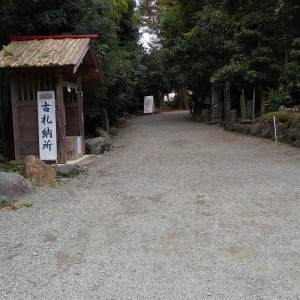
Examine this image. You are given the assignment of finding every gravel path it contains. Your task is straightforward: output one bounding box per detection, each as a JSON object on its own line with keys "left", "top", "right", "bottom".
{"left": 1, "top": 111, "right": 300, "bottom": 300}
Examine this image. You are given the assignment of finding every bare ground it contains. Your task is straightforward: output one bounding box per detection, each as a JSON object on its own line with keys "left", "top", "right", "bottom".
{"left": 0, "top": 111, "right": 299, "bottom": 299}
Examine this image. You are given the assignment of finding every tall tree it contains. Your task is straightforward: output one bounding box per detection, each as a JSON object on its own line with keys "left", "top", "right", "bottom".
{"left": 0, "top": 0, "right": 144, "bottom": 133}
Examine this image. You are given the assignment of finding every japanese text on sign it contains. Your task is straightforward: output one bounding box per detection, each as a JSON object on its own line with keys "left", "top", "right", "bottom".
{"left": 37, "top": 91, "right": 57, "bottom": 161}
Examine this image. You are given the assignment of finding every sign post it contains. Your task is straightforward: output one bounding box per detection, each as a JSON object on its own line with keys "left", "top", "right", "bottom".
{"left": 144, "top": 96, "right": 155, "bottom": 114}
{"left": 37, "top": 91, "right": 57, "bottom": 161}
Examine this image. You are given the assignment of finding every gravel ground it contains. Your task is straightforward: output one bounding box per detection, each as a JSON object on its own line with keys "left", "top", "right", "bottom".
{"left": 1, "top": 111, "right": 299, "bottom": 300}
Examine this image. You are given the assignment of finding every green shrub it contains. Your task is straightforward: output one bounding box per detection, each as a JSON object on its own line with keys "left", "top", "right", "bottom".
{"left": 245, "top": 128, "right": 251, "bottom": 135}
{"left": 291, "top": 115, "right": 300, "bottom": 130}
{"left": 265, "top": 86, "right": 293, "bottom": 112}
{"left": 286, "top": 133, "right": 297, "bottom": 144}
{"left": 0, "top": 160, "right": 24, "bottom": 175}
{"left": 264, "top": 111, "right": 292, "bottom": 124}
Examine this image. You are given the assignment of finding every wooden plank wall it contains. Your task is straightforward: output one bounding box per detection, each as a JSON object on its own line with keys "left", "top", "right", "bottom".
{"left": 18, "top": 105, "right": 39, "bottom": 158}
{"left": 11, "top": 67, "right": 83, "bottom": 163}
{"left": 11, "top": 68, "right": 56, "bottom": 160}
{"left": 65, "top": 104, "right": 80, "bottom": 136}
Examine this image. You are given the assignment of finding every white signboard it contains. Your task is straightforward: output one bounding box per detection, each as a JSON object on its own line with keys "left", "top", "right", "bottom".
{"left": 144, "top": 96, "right": 155, "bottom": 114}
{"left": 37, "top": 91, "right": 57, "bottom": 161}
{"left": 77, "top": 137, "right": 82, "bottom": 154}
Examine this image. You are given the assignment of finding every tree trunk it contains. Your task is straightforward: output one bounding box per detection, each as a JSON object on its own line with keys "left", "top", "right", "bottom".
{"left": 224, "top": 81, "right": 231, "bottom": 122}
{"left": 211, "top": 83, "right": 222, "bottom": 121}
{"left": 175, "top": 73, "right": 188, "bottom": 110}
{"left": 252, "top": 86, "right": 256, "bottom": 119}
{"left": 159, "top": 92, "right": 164, "bottom": 108}
{"left": 285, "top": 40, "right": 288, "bottom": 65}
{"left": 259, "top": 82, "right": 265, "bottom": 116}
{"left": 240, "top": 89, "right": 246, "bottom": 120}
{"left": 175, "top": 87, "right": 188, "bottom": 110}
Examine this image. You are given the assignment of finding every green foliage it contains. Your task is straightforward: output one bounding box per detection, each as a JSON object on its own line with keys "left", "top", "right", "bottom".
{"left": 291, "top": 115, "right": 300, "bottom": 130}
{"left": 2, "top": 0, "right": 143, "bottom": 133}
{"left": 1, "top": 0, "right": 300, "bottom": 130}
{"left": 137, "top": 0, "right": 300, "bottom": 111}
{"left": 280, "top": 38, "right": 300, "bottom": 86}
{"left": 24, "top": 202, "right": 33, "bottom": 207}
{"left": 245, "top": 128, "right": 251, "bottom": 135}
{"left": 2, "top": 45, "right": 14, "bottom": 56}
{"left": 263, "top": 111, "right": 292, "bottom": 123}
{"left": 265, "top": 86, "right": 293, "bottom": 112}
{"left": 0, "top": 160, "right": 24, "bottom": 175}
{"left": 48, "top": 179, "right": 61, "bottom": 187}
{"left": 83, "top": 82, "right": 107, "bottom": 120}
{"left": 0, "top": 199, "right": 10, "bottom": 209}
{"left": 0, "top": 153, "right": 6, "bottom": 162}
{"left": 286, "top": 132, "right": 297, "bottom": 144}
{"left": 214, "top": 59, "right": 247, "bottom": 84}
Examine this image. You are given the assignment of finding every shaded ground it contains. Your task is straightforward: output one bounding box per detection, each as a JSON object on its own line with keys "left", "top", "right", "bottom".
{"left": 1, "top": 111, "right": 299, "bottom": 299}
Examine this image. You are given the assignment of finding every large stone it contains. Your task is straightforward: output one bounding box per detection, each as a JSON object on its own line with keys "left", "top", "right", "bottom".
{"left": 109, "top": 126, "right": 118, "bottom": 136}
{"left": 0, "top": 172, "right": 34, "bottom": 201}
{"left": 231, "top": 123, "right": 244, "bottom": 133}
{"left": 246, "top": 100, "right": 254, "bottom": 119}
{"left": 296, "top": 130, "right": 300, "bottom": 141}
{"left": 116, "top": 117, "right": 127, "bottom": 128}
{"left": 276, "top": 123, "right": 289, "bottom": 141}
{"left": 251, "top": 122, "right": 263, "bottom": 135}
{"left": 285, "top": 129, "right": 297, "bottom": 144}
{"left": 239, "top": 119, "right": 253, "bottom": 124}
{"left": 295, "top": 140, "right": 300, "bottom": 148}
{"left": 85, "top": 137, "right": 111, "bottom": 155}
{"left": 95, "top": 127, "right": 109, "bottom": 138}
{"left": 55, "top": 164, "right": 80, "bottom": 177}
{"left": 10, "top": 200, "right": 28, "bottom": 210}
{"left": 261, "top": 121, "right": 272, "bottom": 138}
{"left": 24, "top": 155, "right": 56, "bottom": 186}
{"left": 253, "top": 117, "right": 264, "bottom": 123}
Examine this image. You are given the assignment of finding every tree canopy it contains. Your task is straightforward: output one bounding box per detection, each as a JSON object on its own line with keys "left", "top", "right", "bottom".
{"left": 0, "top": 0, "right": 144, "bottom": 134}
{"left": 0, "top": 0, "right": 300, "bottom": 143}
{"left": 138, "top": 0, "right": 300, "bottom": 112}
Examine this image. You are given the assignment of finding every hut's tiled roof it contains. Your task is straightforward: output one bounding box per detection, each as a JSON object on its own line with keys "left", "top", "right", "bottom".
{"left": 0, "top": 38, "right": 90, "bottom": 67}
{"left": 0, "top": 37, "right": 103, "bottom": 81}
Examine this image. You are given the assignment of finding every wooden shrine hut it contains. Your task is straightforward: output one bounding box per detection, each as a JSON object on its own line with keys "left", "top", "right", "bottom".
{"left": 0, "top": 35, "right": 104, "bottom": 163}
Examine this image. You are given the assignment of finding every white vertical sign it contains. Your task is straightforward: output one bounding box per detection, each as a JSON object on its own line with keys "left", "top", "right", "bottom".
{"left": 37, "top": 91, "right": 57, "bottom": 161}
{"left": 77, "top": 137, "right": 82, "bottom": 154}
{"left": 144, "top": 96, "right": 154, "bottom": 114}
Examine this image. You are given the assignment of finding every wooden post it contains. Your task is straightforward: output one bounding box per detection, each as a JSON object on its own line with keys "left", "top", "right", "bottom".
{"left": 10, "top": 71, "right": 21, "bottom": 160}
{"left": 259, "top": 82, "right": 265, "bottom": 116}
{"left": 240, "top": 89, "right": 246, "bottom": 120}
{"left": 77, "top": 76, "right": 85, "bottom": 155}
{"left": 224, "top": 81, "right": 231, "bottom": 122}
{"left": 55, "top": 69, "right": 66, "bottom": 163}
{"left": 252, "top": 86, "right": 256, "bottom": 119}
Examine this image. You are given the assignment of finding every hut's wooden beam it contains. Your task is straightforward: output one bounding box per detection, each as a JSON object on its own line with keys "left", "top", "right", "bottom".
{"left": 77, "top": 76, "right": 85, "bottom": 155}
{"left": 73, "top": 45, "right": 89, "bottom": 74}
{"left": 55, "top": 69, "right": 66, "bottom": 164}
{"left": 10, "top": 71, "right": 21, "bottom": 160}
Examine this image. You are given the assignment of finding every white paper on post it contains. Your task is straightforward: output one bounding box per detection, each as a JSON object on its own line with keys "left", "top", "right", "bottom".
{"left": 144, "top": 96, "right": 154, "bottom": 114}
{"left": 37, "top": 91, "right": 57, "bottom": 161}
{"left": 77, "top": 137, "right": 82, "bottom": 154}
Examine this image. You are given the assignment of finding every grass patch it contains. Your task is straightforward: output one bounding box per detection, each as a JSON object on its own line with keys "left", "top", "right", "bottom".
{"left": 291, "top": 115, "right": 300, "bottom": 130}
{"left": 245, "top": 128, "right": 251, "bottom": 135}
{"left": 0, "top": 199, "right": 11, "bottom": 209}
{"left": 0, "top": 160, "right": 24, "bottom": 175}
{"left": 49, "top": 178, "right": 62, "bottom": 187}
